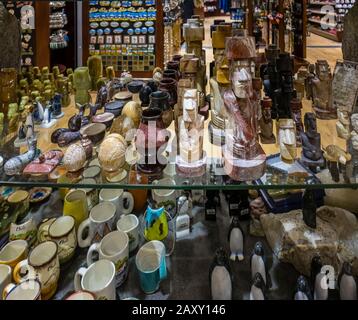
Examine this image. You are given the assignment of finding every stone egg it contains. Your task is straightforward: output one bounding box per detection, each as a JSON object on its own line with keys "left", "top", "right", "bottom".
{"left": 63, "top": 143, "right": 87, "bottom": 172}
{"left": 98, "top": 133, "right": 127, "bottom": 172}
{"left": 121, "top": 101, "right": 142, "bottom": 128}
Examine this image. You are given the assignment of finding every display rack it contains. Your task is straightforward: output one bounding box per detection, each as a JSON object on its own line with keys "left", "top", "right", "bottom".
{"left": 49, "top": 1, "right": 77, "bottom": 70}
{"left": 307, "top": 0, "right": 355, "bottom": 41}
{"left": 82, "top": 0, "right": 164, "bottom": 78}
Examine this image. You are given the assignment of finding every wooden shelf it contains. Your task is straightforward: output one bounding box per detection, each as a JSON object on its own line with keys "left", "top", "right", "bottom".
{"left": 308, "top": 25, "right": 342, "bottom": 41}
{"left": 308, "top": 9, "right": 336, "bottom": 15}
{"left": 309, "top": 1, "right": 336, "bottom": 5}
{"left": 308, "top": 18, "right": 336, "bottom": 28}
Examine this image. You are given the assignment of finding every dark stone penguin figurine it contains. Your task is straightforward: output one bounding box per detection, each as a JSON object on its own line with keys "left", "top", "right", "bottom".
{"left": 250, "top": 241, "right": 271, "bottom": 288}
{"left": 310, "top": 255, "right": 329, "bottom": 300}
{"left": 302, "top": 189, "right": 317, "bottom": 229}
{"left": 294, "top": 275, "right": 313, "bottom": 300}
{"left": 338, "top": 262, "right": 357, "bottom": 300}
{"left": 209, "top": 248, "right": 232, "bottom": 300}
{"left": 228, "top": 216, "right": 244, "bottom": 261}
{"left": 250, "top": 272, "right": 267, "bottom": 300}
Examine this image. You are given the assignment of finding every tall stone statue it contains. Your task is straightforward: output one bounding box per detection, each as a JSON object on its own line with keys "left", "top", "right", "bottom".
{"left": 0, "top": 3, "right": 21, "bottom": 70}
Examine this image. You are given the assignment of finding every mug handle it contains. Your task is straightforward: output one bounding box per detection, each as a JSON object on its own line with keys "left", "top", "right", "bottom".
{"left": 86, "top": 242, "right": 100, "bottom": 267}
{"left": 2, "top": 283, "right": 16, "bottom": 300}
{"left": 13, "top": 259, "right": 36, "bottom": 284}
{"left": 77, "top": 218, "right": 92, "bottom": 248}
{"left": 74, "top": 267, "right": 87, "bottom": 292}
{"left": 121, "top": 192, "right": 134, "bottom": 215}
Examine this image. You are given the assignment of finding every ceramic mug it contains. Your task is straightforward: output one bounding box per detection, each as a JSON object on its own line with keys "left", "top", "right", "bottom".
{"left": 87, "top": 230, "right": 129, "bottom": 287}
{"left": 7, "top": 190, "right": 30, "bottom": 221}
{"left": 116, "top": 214, "right": 139, "bottom": 253}
{"left": 99, "top": 189, "right": 134, "bottom": 220}
{"left": 48, "top": 216, "right": 77, "bottom": 264}
{"left": 0, "top": 239, "right": 28, "bottom": 269}
{"left": 3, "top": 279, "right": 42, "bottom": 300}
{"left": 151, "top": 178, "right": 177, "bottom": 216}
{"left": 0, "top": 264, "right": 12, "bottom": 300}
{"left": 135, "top": 240, "right": 167, "bottom": 294}
{"left": 78, "top": 178, "right": 99, "bottom": 210}
{"left": 9, "top": 218, "right": 37, "bottom": 245}
{"left": 77, "top": 201, "right": 116, "bottom": 248}
{"left": 74, "top": 259, "right": 116, "bottom": 300}
{"left": 65, "top": 290, "right": 96, "bottom": 300}
{"left": 13, "top": 241, "right": 60, "bottom": 300}
{"left": 63, "top": 189, "right": 89, "bottom": 230}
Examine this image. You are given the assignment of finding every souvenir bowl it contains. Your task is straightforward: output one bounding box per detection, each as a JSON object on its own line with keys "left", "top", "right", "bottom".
{"left": 105, "top": 100, "right": 126, "bottom": 117}
{"left": 80, "top": 123, "right": 106, "bottom": 145}
{"left": 127, "top": 81, "right": 144, "bottom": 94}
{"left": 29, "top": 187, "right": 52, "bottom": 204}
{"left": 92, "top": 112, "right": 115, "bottom": 129}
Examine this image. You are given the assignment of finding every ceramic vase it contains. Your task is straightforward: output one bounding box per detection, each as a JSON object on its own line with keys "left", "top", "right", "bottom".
{"left": 149, "top": 91, "right": 173, "bottom": 128}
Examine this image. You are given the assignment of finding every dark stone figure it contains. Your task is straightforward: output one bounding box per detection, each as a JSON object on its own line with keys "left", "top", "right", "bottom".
{"left": 0, "top": 3, "right": 21, "bottom": 70}
{"left": 302, "top": 189, "right": 317, "bottom": 229}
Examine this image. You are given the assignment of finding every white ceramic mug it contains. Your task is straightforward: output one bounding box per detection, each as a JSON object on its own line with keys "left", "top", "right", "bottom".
{"left": 116, "top": 214, "right": 139, "bottom": 253}
{"left": 151, "top": 178, "right": 177, "bottom": 216}
{"left": 74, "top": 259, "right": 116, "bottom": 300}
{"left": 87, "top": 230, "right": 129, "bottom": 287}
{"left": 48, "top": 216, "right": 77, "bottom": 264}
{"left": 0, "top": 264, "right": 12, "bottom": 300}
{"left": 13, "top": 241, "right": 60, "bottom": 300}
{"left": 99, "top": 189, "right": 134, "bottom": 220}
{"left": 3, "top": 279, "right": 42, "bottom": 300}
{"left": 77, "top": 201, "right": 116, "bottom": 248}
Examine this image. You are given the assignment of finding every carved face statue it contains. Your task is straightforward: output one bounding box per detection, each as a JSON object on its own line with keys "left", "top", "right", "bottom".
{"left": 304, "top": 112, "right": 317, "bottom": 133}
{"left": 351, "top": 114, "right": 358, "bottom": 132}
{"left": 262, "top": 107, "right": 271, "bottom": 121}
{"left": 316, "top": 61, "right": 331, "bottom": 81}
{"left": 231, "top": 67, "right": 253, "bottom": 99}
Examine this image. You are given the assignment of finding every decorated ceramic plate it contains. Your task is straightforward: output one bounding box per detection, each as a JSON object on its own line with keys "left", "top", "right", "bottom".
{"left": 133, "top": 21, "right": 143, "bottom": 28}
{"left": 29, "top": 187, "right": 52, "bottom": 204}
{"left": 121, "top": 22, "right": 130, "bottom": 28}
{"left": 110, "top": 22, "right": 119, "bottom": 28}
{"left": 113, "top": 28, "right": 124, "bottom": 34}
{"left": 100, "top": 21, "right": 109, "bottom": 27}
{"left": 90, "top": 22, "right": 99, "bottom": 28}
{"left": 37, "top": 217, "right": 56, "bottom": 243}
{"left": 145, "top": 21, "right": 154, "bottom": 27}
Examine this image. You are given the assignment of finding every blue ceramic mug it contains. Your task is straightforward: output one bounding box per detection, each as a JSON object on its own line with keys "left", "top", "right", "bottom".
{"left": 135, "top": 241, "right": 167, "bottom": 294}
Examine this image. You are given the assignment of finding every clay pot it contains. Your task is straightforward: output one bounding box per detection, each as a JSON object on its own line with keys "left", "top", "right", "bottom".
{"left": 163, "top": 69, "right": 178, "bottom": 81}
{"left": 127, "top": 80, "right": 145, "bottom": 94}
{"left": 139, "top": 85, "right": 153, "bottom": 106}
{"left": 104, "top": 100, "right": 125, "bottom": 117}
{"left": 167, "top": 61, "right": 180, "bottom": 72}
{"left": 149, "top": 91, "right": 173, "bottom": 128}
{"left": 158, "top": 78, "right": 177, "bottom": 107}
{"left": 92, "top": 112, "right": 115, "bottom": 129}
{"left": 172, "top": 55, "right": 182, "bottom": 62}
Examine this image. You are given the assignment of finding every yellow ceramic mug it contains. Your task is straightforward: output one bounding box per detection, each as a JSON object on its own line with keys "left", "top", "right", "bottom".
{"left": 63, "top": 189, "right": 89, "bottom": 230}
{"left": 0, "top": 240, "right": 28, "bottom": 269}
{"left": 13, "top": 241, "right": 60, "bottom": 300}
{"left": 3, "top": 279, "right": 42, "bottom": 300}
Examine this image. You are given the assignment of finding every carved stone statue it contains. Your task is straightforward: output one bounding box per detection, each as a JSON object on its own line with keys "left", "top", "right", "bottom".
{"left": 222, "top": 36, "right": 266, "bottom": 181}
{"left": 259, "top": 96, "right": 275, "bottom": 144}
{"left": 300, "top": 113, "right": 325, "bottom": 172}
{"left": 310, "top": 60, "right": 336, "bottom": 119}
{"left": 290, "top": 97, "right": 304, "bottom": 146}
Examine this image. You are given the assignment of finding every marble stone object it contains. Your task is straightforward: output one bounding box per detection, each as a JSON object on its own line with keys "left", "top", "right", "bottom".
{"left": 261, "top": 206, "right": 358, "bottom": 276}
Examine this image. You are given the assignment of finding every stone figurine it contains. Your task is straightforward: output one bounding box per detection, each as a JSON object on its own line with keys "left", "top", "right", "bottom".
{"left": 250, "top": 241, "right": 271, "bottom": 289}
{"left": 300, "top": 112, "right": 325, "bottom": 172}
{"left": 302, "top": 189, "right": 317, "bottom": 229}
{"left": 338, "top": 262, "right": 357, "bottom": 300}
{"left": 209, "top": 248, "right": 232, "bottom": 300}
{"left": 33, "top": 99, "right": 44, "bottom": 124}
{"left": 73, "top": 67, "right": 92, "bottom": 105}
{"left": 87, "top": 55, "right": 103, "bottom": 91}
{"left": 95, "top": 84, "right": 108, "bottom": 109}
{"left": 4, "top": 137, "right": 39, "bottom": 175}
{"left": 250, "top": 273, "right": 267, "bottom": 300}
{"left": 222, "top": 36, "right": 266, "bottom": 181}
{"left": 51, "top": 93, "right": 64, "bottom": 119}
{"left": 311, "top": 255, "right": 329, "bottom": 300}
{"left": 309, "top": 60, "right": 336, "bottom": 119}
{"left": 228, "top": 216, "right": 244, "bottom": 261}
{"left": 259, "top": 96, "right": 276, "bottom": 144}
{"left": 294, "top": 276, "right": 313, "bottom": 300}
{"left": 40, "top": 101, "right": 57, "bottom": 128}
{"left": 290, "top": 97, "right": 304, "bottom": 146}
